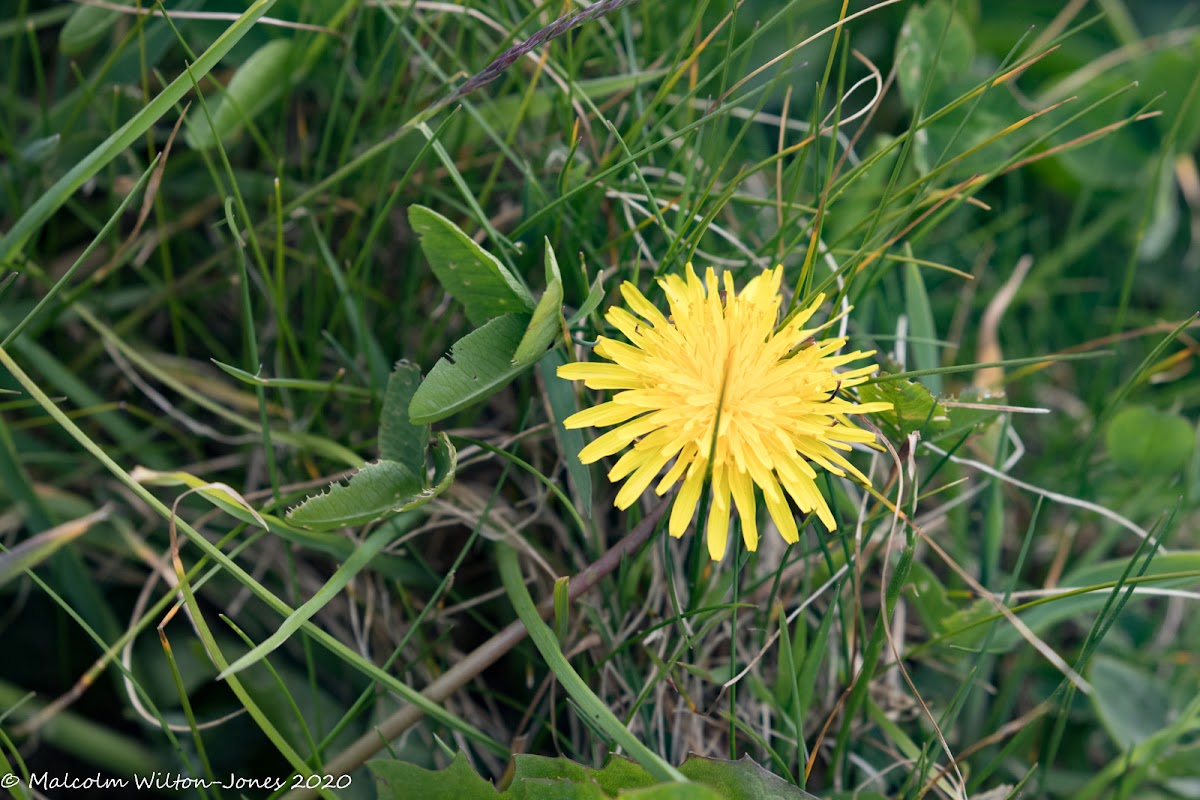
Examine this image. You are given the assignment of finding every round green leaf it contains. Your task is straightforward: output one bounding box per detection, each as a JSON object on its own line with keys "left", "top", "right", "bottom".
{"left": 1105, "top": 405, "right": 1194, "bottom": 476}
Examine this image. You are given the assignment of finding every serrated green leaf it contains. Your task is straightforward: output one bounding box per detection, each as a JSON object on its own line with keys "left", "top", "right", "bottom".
{"left": 1090, "top": 655, "right": 1171, "bottom": 749}
{"left": 409, "top": 313, "right": 532, "bottom": 424}
{"left": 540, "top": 349, "right": 593, "bottom": 508}
{"left": 1105, "top": 405, "right": 1194, "bottom": 476}
{"left": 859, "top": 375, "right": 948, "bottom": 441}
{"left": 510, "top": 755, "right": 595, "bottom": 787}
{"left": 512, "top": 238, "right": 564, "bottom": 366}
{"left": 185, "top": 39, "right": 297, "bottom": 151}
{"left": 286, "top": 459, "right": 427, "bottom": 530}
{"left": 592, "top": 756, "right": 658, "bottom": 795}
{"left": 508, "top": 780, "right": 607, "bottom": 800}
{"left": 379, "top": 361, "right": 429, "bottom": 470}
{"left": 409, "top": 205, "right": 533, "bottom": 325}
{"left": 370, "top": 752, "right": 498, "bottom": 800}
{"left": 678, "top": 755, "right": 821, "bottom": 800}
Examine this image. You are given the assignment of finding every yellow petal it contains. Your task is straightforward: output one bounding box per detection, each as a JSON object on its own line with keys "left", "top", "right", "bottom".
{"left": 613, "top": 447, "right": 674, "bottom": 509}
{"left": 669, "top": 462, "right": 706, "bottom": 538}
{"left": 563, "top": 400, "right": 645, "bottom": 431}
{"left": 729, "top": 467, "right": 758, "bottom": 552}
{"left": 706, "top": 467, "right": 732, "bottom": 560}
{"left": 557, "top": 361, "right": 642, "bottom": 390}
{"left": 576, "top": 414, "right": 663, "bottom": 462}
{"left": 763, "top": 482, "right": 799, "bottom": 544}
{"left": 620, "top": 280, "right": 670, "bottom": 327}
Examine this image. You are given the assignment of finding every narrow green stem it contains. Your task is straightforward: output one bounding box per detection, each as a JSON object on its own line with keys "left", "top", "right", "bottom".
{"left": 496, "top": 540, "right": 686, "bottom": 784}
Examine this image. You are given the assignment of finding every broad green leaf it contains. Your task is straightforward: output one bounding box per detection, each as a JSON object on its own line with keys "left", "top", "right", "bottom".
{"left": 371, "top": 752, "right": 498, "bottom": 800}
{"left": 409, "top": 313, "right": 532, "bottom": 424}
{"left": 1142, "top": 35, "right": 1200, "bottom": 151}
{"left": 408, "top": 205, "right": 533, "bottom": 325}
{"left": 512, "top": 238, "right": 564, "bottom": 366}
{"left": 185, "top": 39, "right": 297, "bottom": 151}
{"left": 903, "top": 259, "right": 941, "bottom": 395}
{"left": 287, "top": 459, "right": 428, "bottom": 530}
{"left": 217, "top": 521, "right": 398, "bottom": 678}
{"left": 59, "top": 2, "right": 123, "bottom": 55}
{"left": 509, "top": 780, "right": 606, "bottom": 800}
{"left": 1137, "top": 160, "right": 1181, "bottom": 263}
{"left": 940, "top": 552, "right": 1200, "bottom": 653}
{"left": 903, "top": 561, "right": 957, "bottom": 636}
{"left": 622, "top": 786, "right": 723, "bottom": 800}
{"left": 1090, "top": 655, "right": 1171, "bottom": 749}
{"left": 507, "top": 756, "right": 607, "bottom": 800}
{"left": 540, "top": 349, "right": 593, "bottom": 508}
{"left": 895, "top": 1, "right": 975, "bottom": 112}
{"left": 678, "top": 755, "right": 822, "bottom": 800}
{"left": 930, "top": 388, "right": 1004, "bottom": 446}
{"left": 859, "top": 375, "right": 948, "bottom": 441}
{"left": 1106, "top": 405, "right": 1194, "bottom": 476}
{"left": 592, "top": 756, "right": 659, "bottom": 795}
{"left": 379, "top": 361, "right": 429, "bottom": 470}
{"left": 0, "top": 507, "right": 110, "bottom": 588}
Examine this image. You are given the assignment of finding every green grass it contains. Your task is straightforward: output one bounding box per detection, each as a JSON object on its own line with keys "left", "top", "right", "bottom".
{"left": 1, "top": 1, "right": 1198, "bottom": 799}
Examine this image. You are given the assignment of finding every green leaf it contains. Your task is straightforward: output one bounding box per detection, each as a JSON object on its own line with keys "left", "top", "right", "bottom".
{"left": 895, "top": 0, "right": 975, "bottom": 112}
{"left": 903, "top": 259, "right": 941, "bottom": 395}
{"left": 59, "top": 2, "right": 123, "bottom": 55}
{"left": 185, "top": 38, "right": 298, "bottom": 151}
{"left": 940, "top": 552, "right": 1200, "bottom": 653}
{"left": 859, "top": 375, "right": 948, "bottom": 441}
{"left": 540, "top": 349, "right": 593, "bottom": 508}
{"left": 1105, "top": 405, "right": 1195, "bottom": 476}
{"left": 903, "top": 561, "right": 957, "bottom": 637}
{"left": 0, "top": 508, "right": 110, "bottom": 588}
{"left": 286, "top": 460, "right": 428, "bottom": 530}
{"left": 568, "top": 273, "right": 608, "bottom": 326}
{"left": 1090, "top": 655, "right": 1172, "bottom": 749}
{"left": 512, "top": 238, "right": 564, "bottom": 366}
{"left": 1, "top": 0, "right": 283, "bottom": 262}
{"left": 408, "top": 205, "right": 533, "bottom": 325}
{"left": 409, "top": 313, "right": 532, "bottom": 424}
{"left": 678, "top": 755, "right": 822, "bottom": 800}
{"left": 592, "top": 756, "right": 659, "bottom": 795}
{"left": 930, "top": 388, "right": 1004, "bottom": 446}
{"left": 370, "top": 752, "right": 498, "bottom": 800}
{"left": 508, "top": 781, "right": 607, "bottom": 800}
{"left": 379, "top": 361, "right": 430, "bottom": 470}
{"left": 428, "top": 432, "right": 458, "bottom": 496}
{"left": 217, "top": 521, "right": 399, "bottom": 678}
{"left": 622, "top": 786, "right": 723, "bottom": 800}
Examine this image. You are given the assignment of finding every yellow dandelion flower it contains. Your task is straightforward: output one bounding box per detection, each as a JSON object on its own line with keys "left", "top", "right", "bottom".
{"left": 557, "top": 264, "right": 892, "bottom": 561}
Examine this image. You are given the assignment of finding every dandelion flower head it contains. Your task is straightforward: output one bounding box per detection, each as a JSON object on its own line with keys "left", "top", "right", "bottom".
{"left": 558, "top": 264, "right": 892, "bottom": 560}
